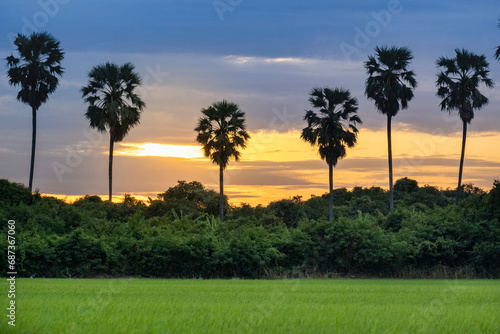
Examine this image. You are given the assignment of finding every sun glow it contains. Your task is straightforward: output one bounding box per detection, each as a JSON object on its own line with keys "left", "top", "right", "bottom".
{"left": 81, "top": 128, "right": 500, "bottom": 207}
{"left": 116, "top": 143, "right": 204, "bottom": 159}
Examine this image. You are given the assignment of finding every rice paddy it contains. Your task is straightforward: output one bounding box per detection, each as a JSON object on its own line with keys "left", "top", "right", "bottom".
{"left": 2, "top": 278, "right": 499, "bottom": 333}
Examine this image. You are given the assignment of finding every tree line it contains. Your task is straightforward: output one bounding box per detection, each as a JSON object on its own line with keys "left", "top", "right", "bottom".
{"left": 5, "top": 22, "right": 500, "bottom": 223}
{"left": 0, "top": 178, "right": 498, "bottom": 278}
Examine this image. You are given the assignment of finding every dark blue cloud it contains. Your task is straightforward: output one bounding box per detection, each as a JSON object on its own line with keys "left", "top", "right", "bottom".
{"left": 2, "top": 0, "right": 499, "bottom": 60}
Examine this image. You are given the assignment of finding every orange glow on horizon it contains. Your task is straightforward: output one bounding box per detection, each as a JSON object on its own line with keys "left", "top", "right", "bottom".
{"left": 43, "top": 128, "right": 500, "bottom": 207}
{"left": 116, "top": 143, "right": 205, "bottom": 159}
{"left": 43, "top": 193, "right": 153, "bottom": 204}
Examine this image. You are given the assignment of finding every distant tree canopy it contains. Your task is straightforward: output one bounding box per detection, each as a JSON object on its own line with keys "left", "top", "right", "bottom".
{"left": 394, "top": 177, "right": 419, "bottom": 193}
{"left": 148, "top": 180, "right": 228, "bottom": 218}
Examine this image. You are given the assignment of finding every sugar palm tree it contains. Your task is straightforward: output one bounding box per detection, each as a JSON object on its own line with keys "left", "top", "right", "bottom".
{"left": 436, "top": 49, "right": 493, "bottom": 205}
{"left": 364, "top": 45, "right": 417, "bottom": 210}
{"left": 81, "top": 62, "right": 146, "bottom": 202}
{"left": 5, "top": 32, "right": 64, "bottom": 192}
{"left": 301, "top": 87, "right": 362, "bottom": 221}
{"left": 194, "top": 100, "right": 250, "bottom": 222}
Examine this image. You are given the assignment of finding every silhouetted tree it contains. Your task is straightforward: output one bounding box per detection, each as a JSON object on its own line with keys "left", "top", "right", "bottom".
{"left": 394, "top": 177, "right": 419, "bottom": 193}
{"left": 81, "top": 62, "right": 145, "bottom": 201}
{"left": 365, "top": 46, "right": 417, "bottom": 210}
{"left": 194, "top": 100, "right": 250, "bottom": 222}
{"left": 157, "top": 180, "right": 225, "bottom": 217}
{"left": 301, "top": 87, "right": 362, "bottom": 220}
{"left": 436, "top": 49, "right": 493, "bottom": 204}
{"left": 5, "top": 32, "right": 64, "bottom": 191}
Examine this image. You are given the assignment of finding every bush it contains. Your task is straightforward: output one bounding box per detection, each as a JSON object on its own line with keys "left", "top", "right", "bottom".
{"left": 486, "top": 180, "right": 500, "bottom": 220}
{"left": 298, "top": 214, "right": 395, "bottom": 274}
{"left": 156, "top": 180, "right": 226, "bottom": 217}
{"left": 211, "top": 225, "right": 284, "bottom": 278}
{"left": 17, "top": 233, "right": 57, "bottom": 277}
{"left": 303, "top": 196, "right": 329, "bottom": 220}
{"left": 268, "top": 199, "right": 305, "bottom": 228}
{"left": 0, "top": 179, "right": 33, "bottom": 207}
{"left": 54, "top": 228, "right": 111, "bottom": 277}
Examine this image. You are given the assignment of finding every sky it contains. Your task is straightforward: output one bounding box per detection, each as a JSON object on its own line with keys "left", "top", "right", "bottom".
{"left": 1, "top": 0, "right": 499, "bottom": 206}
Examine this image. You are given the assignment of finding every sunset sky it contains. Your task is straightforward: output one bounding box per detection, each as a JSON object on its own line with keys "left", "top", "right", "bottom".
{"left": 1, "top": 0, "right": 499, "bottom": 206}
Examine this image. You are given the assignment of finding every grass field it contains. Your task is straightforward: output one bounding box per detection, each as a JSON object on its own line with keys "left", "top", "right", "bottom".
{"left": 1, "top": 279, "right": 499, "bottom": 333}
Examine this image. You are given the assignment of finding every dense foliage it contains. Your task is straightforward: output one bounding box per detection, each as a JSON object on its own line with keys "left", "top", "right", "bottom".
{"left": 1, "top": 179, "right": 499, "bottom": 279}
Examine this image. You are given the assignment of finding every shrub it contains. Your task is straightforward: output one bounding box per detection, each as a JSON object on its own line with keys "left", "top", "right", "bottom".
{"left": 54, "top": 228, "right": 111, "bottom": 277}
{"left": 157, "top": 180, "right": 226, "bottom": 217}
{"left": 0, "top": 179, "right": 33, "bottom": 207}
{"left": 298, "top": 215, "right": 395, "bottom": 274}
{"left": 211, "top": 225, "right": 284, "bottom": 278}
{"left": 268, "top": 199, "right": 305, "bottom": 228}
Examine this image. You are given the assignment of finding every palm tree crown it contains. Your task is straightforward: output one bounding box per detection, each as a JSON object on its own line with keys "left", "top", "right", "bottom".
{"left": 437, "top": 49, "right": 493, "bottom": 123}
{"left": 81, "top": 62, "right": 146, "bottom": 201}
{"left": 365, "top": 46, "right": 417, "bottom": 117}
{"left": 195, "top": 100, "right": 250, "bottom": 170}
{"left": 301, "top": 87, "right": 361, "bottom": 220}
{"left": 195, "top": 100, "right": 250, "bottom": 222}
{"left": 82, "top": 62, "right": 145, "bottom": 142}
{"left": 302, "top": 87, "right": 361, "bottom": 167}
{"left": 6, "top": 32, "right": 64, "bottom": 110}
{"left": 5, "top": 32, "right": 64, "bottom": 192}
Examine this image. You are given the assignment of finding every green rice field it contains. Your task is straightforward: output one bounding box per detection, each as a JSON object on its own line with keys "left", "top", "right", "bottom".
{"left": 2, "top": 279, "right": 499, "bottom": 333}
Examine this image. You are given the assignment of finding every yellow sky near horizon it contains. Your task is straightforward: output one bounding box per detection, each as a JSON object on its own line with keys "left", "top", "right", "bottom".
{"left": 43, "top": 127, "right": 500, "bottom": 206}
{"left": 118, "top": 128, "right": 500, "bottom": 164}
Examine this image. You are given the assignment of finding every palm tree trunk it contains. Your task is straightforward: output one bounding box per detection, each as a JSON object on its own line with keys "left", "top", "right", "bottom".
{"left": 109, "top": 134, "right": 114, "bottom": 202}
{"left": 329, "top": 163, "right": 333, "bottom": 221}
{"left": 387, "top": 114, "right": 394, "bottom": 210}
{"left": 219, "top": 165, "right": 224, "bottom": 223}
{"left": 28, "top": 107, "right": 37, "bottom": 192}
{"left": 456, "top": 120, "right": 467, "bottom": 205}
